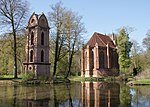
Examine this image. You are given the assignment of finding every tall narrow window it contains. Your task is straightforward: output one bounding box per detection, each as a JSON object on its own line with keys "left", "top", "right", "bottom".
{"left": 110, "top": 49, "right": 113, "bottom": 68}
{"left": 30, "top": 50, "right": 33, "bottom": 62}
{"left": 31, "top": 32, "right": 34, "bottom": 45}
{"left": 41, "top": 50, "right": 44, "bottom": 62}
{"left": 91, "top": 50, "right": 94, "bottom": 69}
{"left": 99, "top": 50, "right": 105, "bottom": 68}
{"left": 41, "top": 32, "right": 44, "bottom": 45}
{"left": 85, "top": 52, "right": 87, "bottom": 69}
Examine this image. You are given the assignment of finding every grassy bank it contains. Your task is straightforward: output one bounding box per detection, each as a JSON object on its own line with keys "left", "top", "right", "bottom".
{"left": 127, "top": 79, "right": 150, "bottom": 86}
{"left": 69, "top": 76, "right": 116, "bottom": 82}
{"left": 0, "top": 75, "right": 117, "bottom": 85}
{"left": 0, "top": 75, "right": 22, "bottom": 85}
{"left": 1, "top": 75, "right": 150, "bottom": 85}
{"left": 127, "top": 68, "right": 150, "bottom": 86}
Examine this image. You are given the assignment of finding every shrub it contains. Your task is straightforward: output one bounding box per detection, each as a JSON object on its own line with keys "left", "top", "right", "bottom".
{"left": 135, "top": 69, "right": 150, "bottom": 80}
{"left": 21, "top": 72, "right": 34, "bottom": 82}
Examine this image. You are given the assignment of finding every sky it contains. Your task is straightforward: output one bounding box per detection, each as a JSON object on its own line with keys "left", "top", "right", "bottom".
{"left": 27, "top": 0, "right": 150, "bottom": 45}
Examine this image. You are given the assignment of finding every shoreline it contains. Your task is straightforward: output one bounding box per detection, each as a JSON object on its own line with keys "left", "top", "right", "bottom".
{"left": 0, "top": 76, "right": 150, "bottom": 85}
{"left": 127, "top": 79, "right": 150, "bottom": 86}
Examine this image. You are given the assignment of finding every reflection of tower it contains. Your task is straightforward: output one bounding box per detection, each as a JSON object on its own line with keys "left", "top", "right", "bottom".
{"left": 23, "top": 86, "right": 53, "bottom": 107}
{"left": 82, "top": 82, "right": 120, "bottom": 107}
{"left": 24, "top": 99, "right": 49, "bottom": 107}
{"left": 23, "top": 12, "right": 50, "bottom": 79}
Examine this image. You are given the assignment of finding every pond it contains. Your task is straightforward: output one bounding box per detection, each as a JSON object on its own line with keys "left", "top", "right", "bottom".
{"left": 0, "top": 82, "right": 150, "bottom": 107}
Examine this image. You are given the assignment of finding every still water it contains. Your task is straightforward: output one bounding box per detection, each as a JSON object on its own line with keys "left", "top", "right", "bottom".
{"left": 0, "top": 82, "right": 150, "bottom": 107}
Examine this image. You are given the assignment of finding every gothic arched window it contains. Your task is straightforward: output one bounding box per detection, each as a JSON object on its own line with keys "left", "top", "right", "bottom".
{"left": 41, "top": 50, "right": 44, "bottom": 62}
{"left": 110, "top": 49, "right": 113, "bottom": 68}
{"left": 30, "top": 50, "right": 33, "bottom": 62}
{"left": 99, "top": 49, "right": 105, "bottom": 68}
{"left": 91, "top": 50, "right": 94, "bottom": 69}
{"left": 41, "top": 32, "right": 44, "bottom": 45}
{"left": 85, "top": 52, "right": 87, "bottom": 69}
{"left": 31, "top": 32, "right": 34, "bottom": 45}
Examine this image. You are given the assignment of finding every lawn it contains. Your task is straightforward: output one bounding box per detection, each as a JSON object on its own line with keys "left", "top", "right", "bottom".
{"left": 127, "top": 79, "right": 150, "bottom": 85}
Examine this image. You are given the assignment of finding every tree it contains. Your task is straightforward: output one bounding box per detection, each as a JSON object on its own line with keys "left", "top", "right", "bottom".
{"left": 0, "top": 33, "right": 26, "bottom": 75}
{"left": 48, "top": 2, "right": 85, "bottom": 78}
{"left": 143, "top": 30, "right": 150, "bottom": 50}
{"left": 64, "top": 11, "right": 86, "bottom": 78}
{"left": 130, "top": 40, "right": 142, "bottom": 75}
{"left": 48, "top": 2, "right": 68, "bottom": 77}
{"left": 0, "top": 34, "right": 13, "bottom": 75}
{"left": 117, "top": 28, "right": 132, "bottom": 73}
{"left": 0, "top": 0, "right": 29, "bottom": 78}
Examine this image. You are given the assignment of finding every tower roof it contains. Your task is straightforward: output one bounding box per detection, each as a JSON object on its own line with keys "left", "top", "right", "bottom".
{"left": 85, "top": 32, "right": 117, "bottom": 48}
{"left": 27, "top": 12, "right": 49, "bottom": 28}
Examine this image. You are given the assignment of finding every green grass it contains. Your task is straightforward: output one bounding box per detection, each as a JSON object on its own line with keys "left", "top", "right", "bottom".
{"left": 69, "top": 76, "right": 116, "bottom": 82}
{"left": 0, "top": 75, "right": 22, "bottom": 80}
{"left": 0, "top": 75, "right": 118, "bottom": 84}
{"left": 0, "top": 75, "right": 22, "bottom": 85}
{"left": 127, "top": 79, "right": 150, "bottom": 85}
{"left": 69, "top": 76, "right": 84, "bottom": 81}
{"left": 134, "top": 79, "right": 150, "bottom": 85}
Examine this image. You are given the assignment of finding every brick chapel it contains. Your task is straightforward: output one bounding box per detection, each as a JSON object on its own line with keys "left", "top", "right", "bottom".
{"left": 23, "top": 13, "right": 50, "bottom": 79}
{"left": 81, "top": 32, "right": 119, "bottom": 77}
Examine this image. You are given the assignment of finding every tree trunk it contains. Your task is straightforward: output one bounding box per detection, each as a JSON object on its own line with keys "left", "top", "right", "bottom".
{"left": 12, "top": 19, "right": 17, "bottom": 79}
{"left": 66, "top": 83, "right": 73, "bottom": 107}
{"left": 53, "top": 32, "right": 59, "bottom": 77}
{"left": 65, "top": 36, "right": 77, "bottom": 78}
{"left": 65, "top": 51, "right": 74, "bottom": 78}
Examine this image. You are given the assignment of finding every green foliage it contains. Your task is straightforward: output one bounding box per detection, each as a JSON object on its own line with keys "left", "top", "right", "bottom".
{"left": 0, "top": 34, "right": 25, "bottom": 75}
{"left": 120, "top": 84, "right": 131, "bottom": 107}
{"left": 0, "top": 75, "right": 14, "bottom": 80}
{"left": 133, "top": 79, "right": 150, "bottom": 85}
{"left": 21, "top": 72, "right": 34, "bottom": 82}
{"left": 135, "top": 68, "right": 150, "bottom": 80}
{"left": 49, "top": 2, "right": 85, "bottom": 77}
{"left": 129, "top": 40, "right": 145, "bottom": 75}
{"left": 130, "top": 48, "right": 150, "bottom": 76}
{"left": 117, "top": 28, "right": 132, "bottom": 73}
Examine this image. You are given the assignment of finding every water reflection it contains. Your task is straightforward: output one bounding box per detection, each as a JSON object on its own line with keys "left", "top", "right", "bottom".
{"left": 82, "top": 82, "right": 120, "bottom": 107}
{"left": 120, "top": 84, "right": 131, "bottom": 107}
{"left": 13, "top": 85, "right": 17, "bottom": 107}
{"left": 22, "top": 83, "right": 81, "bottom": 107}
{"left": 23, "top": 85, "right": 55, "bottom": 107}
{"left": 24, "top": 99, "right": 49, "bottom": 107}
{"left": 0, "top": 82, "right": 150, "bottom": 107}
{"left": 131, "top": 86, "right": 150, "bottom": 107}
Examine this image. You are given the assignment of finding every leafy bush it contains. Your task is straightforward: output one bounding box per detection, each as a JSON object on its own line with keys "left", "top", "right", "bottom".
{"left": 135, "top": 69, "right": 150, "bottom": 80}
{"left": 21, "top": 72, "right": 34, "bottom": 82}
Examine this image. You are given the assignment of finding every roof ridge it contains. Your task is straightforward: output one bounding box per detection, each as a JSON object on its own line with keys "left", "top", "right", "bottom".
{"left": 96, "top": 33, "right": 107, "bottom": 46}
{"left": 84, "top": 32, "right": 116, "bottom": 48}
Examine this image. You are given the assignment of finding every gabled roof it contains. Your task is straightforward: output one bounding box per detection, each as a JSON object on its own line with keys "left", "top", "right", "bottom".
{"left": 85, "top": 32, "right": 116, "bottom": 48}
{"left": 27, "top": 12, "right": 49, "bottom": 28}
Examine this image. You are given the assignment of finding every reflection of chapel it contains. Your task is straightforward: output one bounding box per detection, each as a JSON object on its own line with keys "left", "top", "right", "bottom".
{"left": 81, "top": 32, "right": 119, "bottom": 77}
{"left": 82, "top": 82, "right": 120, "bottom": 107}
{"left": 23, "top": 13, "right": 50, "bottom": 79}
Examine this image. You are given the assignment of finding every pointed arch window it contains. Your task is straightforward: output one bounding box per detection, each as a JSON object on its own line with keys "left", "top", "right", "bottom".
{"left": 41, "top": 32, "right": 44, "bottom": 45}
{"left": 31, "top": 32, "right": 34, "bottom": 45}
{"left": 85, "top": 52, "right": 87, "bottom": 69}
{"left": 30, "top": 50, "right": 33, "bottom": 62}
{"left": 41, "top": 50, "right": 44, "bottom": 62}
{"left": 99, "top": 49, "right": 105, "bottom": 68}
{"left": 110, "top": 49, "right": 113, "bottom": 68}
{"left": 91, "top": 50, "right": 94, "bottom": 69}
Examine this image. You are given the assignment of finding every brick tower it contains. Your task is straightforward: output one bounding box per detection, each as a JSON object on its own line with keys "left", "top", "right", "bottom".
{"left": 23, "top": 12, "right": 50, "bottom": 79}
